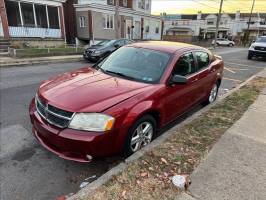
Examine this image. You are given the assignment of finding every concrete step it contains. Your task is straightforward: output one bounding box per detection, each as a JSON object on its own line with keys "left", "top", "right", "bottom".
{"left": 0, "top": 44, "right": 10, "bottom": 49}
{"left": 0, "top": 52, "right": 9, "bottom": 57}
{"left": 0, "top": 41, "right": 11, "bottom": 45}
{"left": 0, "top": 49, "right": 9, "bottom": 53}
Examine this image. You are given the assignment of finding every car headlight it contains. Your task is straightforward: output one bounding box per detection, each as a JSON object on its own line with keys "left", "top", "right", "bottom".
{"left": 69, "top": 113, "right": 115, "bottom": 132}
{"left": 249, "top": 45, "right": 255, "bottom": 50}
{"left": 93, "top": 50, "right": 102, "bottom": 55}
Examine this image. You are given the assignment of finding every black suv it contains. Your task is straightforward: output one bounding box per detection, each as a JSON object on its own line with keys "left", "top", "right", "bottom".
{"left": 83, "top": 39, "right": 134, "bottom": 62}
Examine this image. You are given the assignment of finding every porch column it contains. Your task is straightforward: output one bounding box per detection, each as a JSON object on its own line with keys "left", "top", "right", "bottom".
{"left": 58, "top": 6, "right": 65, "bottom": 39}
{"left": 0, "top": 0, "right": 10, "bottom": 38}
{"left": 88, "top": 10, "right": 93, "bottom": 42}
{"left": 141, "top": 17, "right": 144, "bottom": 39}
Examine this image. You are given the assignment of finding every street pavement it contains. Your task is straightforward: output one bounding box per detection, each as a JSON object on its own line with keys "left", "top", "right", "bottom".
{"left": 0, "top": 48, "right": 265, "bottom": 200}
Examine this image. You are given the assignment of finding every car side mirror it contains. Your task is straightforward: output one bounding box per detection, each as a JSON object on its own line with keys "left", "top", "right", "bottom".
{"left": 252, "top": 40, "right": 255, "bottom": 43}
{"left": 114, "top": 44, "right": 120, "bottom": 48}
{"left": 170, "top": 75, "right": 188, "bottom": 85}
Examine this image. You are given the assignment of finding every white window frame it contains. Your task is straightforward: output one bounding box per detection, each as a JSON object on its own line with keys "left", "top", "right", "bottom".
{"left": 103, "top": 14, "right": 114, "bottom": 29}
{"left": 123, "top": 0, "right": 127, "bottom": 7}
{"left": 79, "top": 16, "right": 86, "bottom": 28}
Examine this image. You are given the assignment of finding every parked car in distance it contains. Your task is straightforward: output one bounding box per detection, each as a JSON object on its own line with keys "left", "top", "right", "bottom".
{"left": 212, "top": 38, "right": 235, "bottom": 47}
{"left": 248, "top": 36, "right": 266, "bottom": 60}
{"left": 29, "top": 41, "right": 224, "bottom": 162}
{"left": 83, "top": 39, "right": 134, "bottom": 62}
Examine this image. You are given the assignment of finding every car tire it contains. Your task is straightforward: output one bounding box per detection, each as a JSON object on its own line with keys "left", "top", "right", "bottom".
{"left": 203, "top": 81, "right": 220, "bottom": 105}
{"left": 247, "top": 53, "right": 253, "bottom": 60}
{"left": 124, "top": 115, "right": 156, "bottom": 157}
{"left": 229, "top": 43, "right": 233, "bottom": 47}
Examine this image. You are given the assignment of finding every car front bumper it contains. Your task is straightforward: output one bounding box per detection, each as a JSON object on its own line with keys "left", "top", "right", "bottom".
{"left": 29, "top": 99, "right": 122, "bottom": 162}
{"left": 249, "top": 50, "right": 266, "bottom": 57}
{"left": 83, "top": 53, "right": 101, "bottom": 62}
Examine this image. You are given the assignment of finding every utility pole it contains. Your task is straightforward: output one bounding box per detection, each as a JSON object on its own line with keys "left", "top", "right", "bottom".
{"left": 244, "top": 0, "right": 256, "bottom": 46}
{"left": 115, "top": 0, "right": 120, "bottom": 39}
{"left": 214, "top": 0, "right": 224, "bottom": 48}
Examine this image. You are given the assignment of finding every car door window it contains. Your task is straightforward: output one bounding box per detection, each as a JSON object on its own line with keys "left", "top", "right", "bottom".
{"left": 172, "top": 53, "right": 196, "bottom": 76}
{"left": 114, "top": 40, "right": 124, "bottom": 47}
{"left": 124, "top": 39, "right": 132, "bottom": 45}
{"left": 195, "top": 51, "right": 209, "bottom": 70}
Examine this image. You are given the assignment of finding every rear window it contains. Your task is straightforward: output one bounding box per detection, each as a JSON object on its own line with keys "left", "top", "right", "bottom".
{"left": 195, "top": 51, "right": 210, "bottom": 70}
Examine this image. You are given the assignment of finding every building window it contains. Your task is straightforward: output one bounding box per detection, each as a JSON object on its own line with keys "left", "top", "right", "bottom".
{"left": 21, "top": 2, "right": 35, "bottom": 27}
{"left": 5, "top": 0, "right": 22, "bottom": 26}
{"left": 138, "top": 0, "right": 145, "bottom": 9}
{"left": 123, "top": 0, "right": 127, "bottom": 7}
{"left": 145, "top": 26, "right": 149, "bottom": 33}
{"left": 146, "top": 1, "right": 150, "bottom": 10}
{"left": 35, "top": 4, "right": 48, "bottom": 28}
{"left": 79, "top": 16, "right": 86, "bottom": 28}
{"left": 48, "top": 6, "right": 60, "bottom": 29}
{"left": 155, "top": 22, "right": 160, "bottom": 34}
{"left": 102, "top": 14, "right": 114, "bottom": 29}
{"left": 107, "top": 0, "right": 115, "bottom": 5}
{"left": 207, "top": 20, "right": 214, "bottom": 25}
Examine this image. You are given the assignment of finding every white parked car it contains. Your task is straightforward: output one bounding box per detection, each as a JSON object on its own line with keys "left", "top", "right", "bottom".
{"left": 248, "top": 36, "right": 266, "bottom": 60}
{"left": 212, "top": 38, "right": 235, "bottom": 47}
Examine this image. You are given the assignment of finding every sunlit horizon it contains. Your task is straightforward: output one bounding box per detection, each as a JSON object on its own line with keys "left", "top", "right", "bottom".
{"left": 151, "top": 0, "right": 266, "bottom": 15}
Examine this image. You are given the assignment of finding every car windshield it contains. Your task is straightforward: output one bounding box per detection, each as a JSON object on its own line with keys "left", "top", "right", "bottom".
{"left": 256, "top": 37, "right": 266, "bottom": 43}
{"left": 97, "top": 40, "right": 116, "bottom": 46}
{"left": 97, "top": 47, "right": 171, "bottom": 83}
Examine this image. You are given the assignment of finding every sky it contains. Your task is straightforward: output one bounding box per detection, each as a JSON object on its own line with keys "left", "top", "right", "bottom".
{"left": 151, "top": 0, "right": 266, "bottom": 15}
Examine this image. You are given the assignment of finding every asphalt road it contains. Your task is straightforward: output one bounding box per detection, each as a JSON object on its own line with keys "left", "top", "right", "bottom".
{"left": 0, "top": 47, "right": 265, "bottom": 200}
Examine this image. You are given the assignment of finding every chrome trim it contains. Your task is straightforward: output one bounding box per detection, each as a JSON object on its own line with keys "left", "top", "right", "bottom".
{"left": 35, "top": 95, "right": 74, "bottom": 128}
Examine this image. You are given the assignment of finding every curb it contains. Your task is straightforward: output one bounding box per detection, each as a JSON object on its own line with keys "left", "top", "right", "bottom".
{"left": 0, "top": 57, "right": 84, "bottom": 67}
{"left": 68, "top": 71, "right": 264, "bottom": 200}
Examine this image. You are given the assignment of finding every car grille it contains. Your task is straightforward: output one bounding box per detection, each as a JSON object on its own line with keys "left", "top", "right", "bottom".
{"left": 35, "top": 95, "right": 74, "bottom": 128}
{"left": 254, "top": 46, "right": 266, "bottom": 51}
{"left": 86, "top": 50, "right": 94, "bottom": 54}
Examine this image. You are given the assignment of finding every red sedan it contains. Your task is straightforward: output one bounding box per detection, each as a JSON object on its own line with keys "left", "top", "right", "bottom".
{"left": 29, "top": 41, "right": 224, "bottom": 162}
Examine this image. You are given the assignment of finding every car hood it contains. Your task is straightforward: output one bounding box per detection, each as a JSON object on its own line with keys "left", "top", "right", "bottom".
{"left": 252, "top": 42, "right": 266, "bottom": 47}
{"left": 86, "top": 45, "right": 105, "bottom": 51}
{"left": 38, "top": 67, "right": 152, "bottom": 113}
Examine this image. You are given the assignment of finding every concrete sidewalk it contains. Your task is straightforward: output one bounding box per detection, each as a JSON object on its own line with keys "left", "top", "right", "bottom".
{"left": 0, "top": 55, "right": 84, "bottom": 67}
{"left": 178, "top": 71, "right": 266, "bottom": 200}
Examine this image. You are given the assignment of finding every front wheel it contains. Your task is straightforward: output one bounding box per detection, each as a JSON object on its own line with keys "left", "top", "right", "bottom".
{"left": 247, "top": 53, "right": 253, "bottom": 60}
{"left": 228, "top": 43, "right": 234, "bottom": 47}
{"left": 124, "top": 115, "right": 156, "bottom": 157}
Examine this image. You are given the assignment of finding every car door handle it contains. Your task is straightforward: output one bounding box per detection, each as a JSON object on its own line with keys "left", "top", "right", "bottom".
{"left": 191, "top": 78, "right": 198, "bottom": 83}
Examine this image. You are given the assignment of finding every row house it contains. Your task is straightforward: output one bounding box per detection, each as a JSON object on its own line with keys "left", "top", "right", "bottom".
{"left": 75, "top": 0, "right": 162, "bottom": 45}
{"left": 0, "top": 0, "right": 68, "bottom": 47}
{"left": 162, "top": 11, "right": 266, "bottom": 40}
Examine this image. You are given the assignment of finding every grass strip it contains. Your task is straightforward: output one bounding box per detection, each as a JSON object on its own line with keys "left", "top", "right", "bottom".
{"left": 82, "top": 77, "right": 266, "bottom": 200}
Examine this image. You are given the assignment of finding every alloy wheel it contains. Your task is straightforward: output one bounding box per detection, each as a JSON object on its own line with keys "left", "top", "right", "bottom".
{"left": 130, "top": 122, "right": 153, "bottom": 152}
{"left": 209, "top": 84, "right": 218, "bottom": 103}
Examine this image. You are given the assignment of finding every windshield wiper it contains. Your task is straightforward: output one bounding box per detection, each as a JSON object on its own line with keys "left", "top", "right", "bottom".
{"left": 105, "top": 70, "right": 136, "bottom": 80}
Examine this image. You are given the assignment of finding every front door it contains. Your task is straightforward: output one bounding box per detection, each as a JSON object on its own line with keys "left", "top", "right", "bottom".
{"left": 163, "top": 52, "right": 200, "bottom": 122}
{"left": 125, "top": 19, "right": 132, "bottom": 39}
{"left": 134, "top": 21, "right": 141, "bottom": 39}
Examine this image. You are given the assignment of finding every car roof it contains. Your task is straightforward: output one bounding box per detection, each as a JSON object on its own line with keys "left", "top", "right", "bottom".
{"left": 128, "top": 41, "right": 203, "bottom": 54}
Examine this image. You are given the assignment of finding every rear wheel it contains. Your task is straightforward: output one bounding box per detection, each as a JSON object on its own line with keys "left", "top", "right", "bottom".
{"left": 124, "top": 115, "right": 156, "bottom": 157}
{"left": 203, "top": 82, "right": 219, "bottom": 105}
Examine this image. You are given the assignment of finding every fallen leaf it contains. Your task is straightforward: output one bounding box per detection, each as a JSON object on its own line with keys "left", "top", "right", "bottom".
{"left": 161, "top": 157, "right": 168, "bottom": 165}
{"left": 140, "top": 172, "right": 148, "bottom": 177}
{"left": 148, "top": 167, "right": 154, "bottom": 171}
{"left": 122, "top": 190, "right": 127, "bottom": 199}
